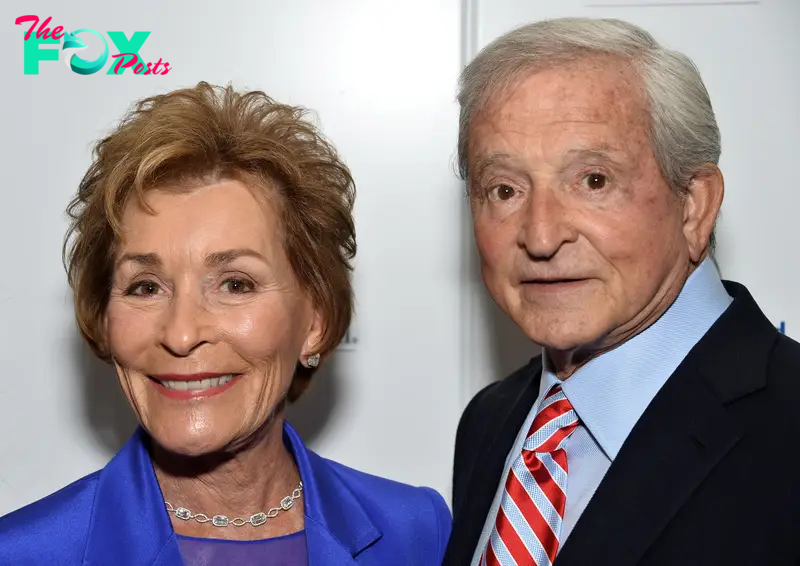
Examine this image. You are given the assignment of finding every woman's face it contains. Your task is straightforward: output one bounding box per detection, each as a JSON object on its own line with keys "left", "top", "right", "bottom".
{"left": 105, "top": 180, "right": 322, "bottom": 456}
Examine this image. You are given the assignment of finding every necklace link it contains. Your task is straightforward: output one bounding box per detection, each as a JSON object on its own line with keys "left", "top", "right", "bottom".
{"left": 165, "top": 481, "right": 303, "bottom": 528}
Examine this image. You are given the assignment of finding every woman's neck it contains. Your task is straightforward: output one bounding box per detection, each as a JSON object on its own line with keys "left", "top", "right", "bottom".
{"left": 151, "top": 415, "right": 304, "bottom": 540}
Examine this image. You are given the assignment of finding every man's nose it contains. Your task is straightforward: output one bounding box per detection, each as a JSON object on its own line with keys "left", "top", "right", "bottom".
{"left": 517, "top": 187, "right": 578, "bottom": 259}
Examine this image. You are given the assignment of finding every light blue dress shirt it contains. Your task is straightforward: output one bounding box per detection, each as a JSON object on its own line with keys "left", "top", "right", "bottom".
{"left": 471, "top": 259, "right": 733, "bottom": 564}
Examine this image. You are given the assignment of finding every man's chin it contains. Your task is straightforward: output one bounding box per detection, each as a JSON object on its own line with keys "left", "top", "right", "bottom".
{"left": 516, "top": 318, "right": 605, "bottom": 357}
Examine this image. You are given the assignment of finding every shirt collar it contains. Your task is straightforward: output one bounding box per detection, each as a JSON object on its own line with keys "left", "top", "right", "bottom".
{"left": 539, "top": 258, "right": 732, "bottom": 460}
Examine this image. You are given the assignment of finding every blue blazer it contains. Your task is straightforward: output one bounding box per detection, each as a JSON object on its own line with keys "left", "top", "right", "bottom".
{"left": 0, "top": 422, "right": 451, "bottom": 565}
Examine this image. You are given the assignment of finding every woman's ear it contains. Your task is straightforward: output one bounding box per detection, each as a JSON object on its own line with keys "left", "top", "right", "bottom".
{"left": 101, "top": 314, "right": 111, "bottom": 359}
{"left": 300, "top": 308, "right": 325, "bottom": 367}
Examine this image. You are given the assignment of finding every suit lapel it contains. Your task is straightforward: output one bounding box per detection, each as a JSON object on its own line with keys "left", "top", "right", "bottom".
{"left": 285, "top": 423, "right": 380, "bottom": 565}
{"left": 556, "top": 364, "right": 742, "bottom": 565}
{"left": 84, "top": 423, "right": 382, "bottom": 566}
{"left": 304, "top": 519, "right": 362, "bottom": 565}
{"left": 447, "top": 359, "right": 542, "bottom": 566}
{"left": 557, "top": 282, "right": 776, "bottom": 565}
{"left": 83, "top": 428, "right": 181, "bottom": 566}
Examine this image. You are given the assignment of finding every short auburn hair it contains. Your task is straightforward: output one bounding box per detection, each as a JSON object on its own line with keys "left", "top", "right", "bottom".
{"left": 64, "top": 81, "right": 356, "bottom": 401}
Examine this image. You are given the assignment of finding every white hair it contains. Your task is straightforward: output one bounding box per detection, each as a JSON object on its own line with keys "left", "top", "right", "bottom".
{"left": 457, "top": 17, "right": 721, "bottom": 252}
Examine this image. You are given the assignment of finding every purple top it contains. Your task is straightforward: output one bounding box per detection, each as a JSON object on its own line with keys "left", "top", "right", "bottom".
{"left": 176, "top": 530, "right": 308, "bottom": 566}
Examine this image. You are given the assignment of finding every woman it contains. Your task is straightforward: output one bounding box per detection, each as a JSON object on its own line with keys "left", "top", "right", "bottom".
{"left": 0, "top": 82, "right": 450, "bottom": 565}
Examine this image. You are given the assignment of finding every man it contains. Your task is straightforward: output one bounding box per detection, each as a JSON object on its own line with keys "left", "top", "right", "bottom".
{"left": 445, "top": 17, "right": 800, "bottom": 566}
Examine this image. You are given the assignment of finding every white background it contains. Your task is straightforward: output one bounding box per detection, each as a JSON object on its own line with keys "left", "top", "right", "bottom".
{"left": 0, "top": 0, "right": 464, "bottom": 515}
{"left": 461, "top": 0, "right": 800, "bottom": 398}
{"left": 1, "top": 0, "right": 798, "bottom": 516}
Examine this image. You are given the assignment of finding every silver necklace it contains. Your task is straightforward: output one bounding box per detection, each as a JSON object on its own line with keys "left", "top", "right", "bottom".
{"left": 165, "top": 481, "right": 303, "bottom": 528}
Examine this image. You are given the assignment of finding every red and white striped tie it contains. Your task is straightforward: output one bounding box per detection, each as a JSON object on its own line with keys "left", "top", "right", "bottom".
{"left": 481, "top": 385, "right": 579, "bottom": 566}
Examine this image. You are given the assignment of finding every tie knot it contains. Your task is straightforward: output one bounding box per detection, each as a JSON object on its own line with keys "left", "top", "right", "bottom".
{"left": 524, "top": 385, "right": 579, "bottom": 453}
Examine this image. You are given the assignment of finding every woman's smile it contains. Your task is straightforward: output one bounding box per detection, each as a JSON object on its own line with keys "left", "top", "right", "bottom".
{"left": 148, "top": 372, "right": 243, "bottom": 400}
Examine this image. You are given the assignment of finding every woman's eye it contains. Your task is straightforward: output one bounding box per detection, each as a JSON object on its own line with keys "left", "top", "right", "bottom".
{"left": 490, "top": 184, "right": 518, "bottom": 201}
{"left": 127, "top": 281, "right": 161, "bottom": 296}
{"left": 584, "top": 173, "right": 608, "bottom": 190}
{"left": 222, "top": 278, "right": 254, "bottom": 294}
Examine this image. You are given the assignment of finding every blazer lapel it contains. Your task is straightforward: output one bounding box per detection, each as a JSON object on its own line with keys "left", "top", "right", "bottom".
{"left": 84, "top": 424, "right": 383, "bottom": 565}
{"left": 447, "top": 359, "right": 542, "bottom": 566}
{"left": 557, "top": 282, "right": 776, "bottom": 565}
{"left": 304, "top": 519, "right": 364, "bottom": 565}
{"left": 82, "top": 428, "right": 181, "bottom": 566}
{"left": 284, "top": 423, "right": 380, "bottom": 565}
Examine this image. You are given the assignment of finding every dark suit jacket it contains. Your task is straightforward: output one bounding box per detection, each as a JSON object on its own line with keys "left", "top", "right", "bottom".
{"left": 444, "top": 281, "right": 800, "bottom": 565}
{"left": 0, "top": 422, "right": 451, "bottom": 565}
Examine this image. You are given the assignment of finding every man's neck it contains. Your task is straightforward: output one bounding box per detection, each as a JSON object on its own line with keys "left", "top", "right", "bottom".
{"left": 547, "top": 261, "right": 697, "bottom": 379}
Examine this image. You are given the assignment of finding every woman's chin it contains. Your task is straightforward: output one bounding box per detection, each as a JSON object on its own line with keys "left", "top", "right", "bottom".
{"left": 147, "top": 426, "right": 233, "bottom": 459}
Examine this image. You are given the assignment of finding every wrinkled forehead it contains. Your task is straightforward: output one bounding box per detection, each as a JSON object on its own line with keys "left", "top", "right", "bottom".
{"left": 467, "top": 55, "right": 651, "bottom": 162}
{"left": 113, "top": 179, "right": 286, "bottom": 267}
{"left": 482, "top": 53, "right": 647, "bottom": 119}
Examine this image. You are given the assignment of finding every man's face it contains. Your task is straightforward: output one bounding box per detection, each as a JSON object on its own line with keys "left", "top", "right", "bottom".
{"left": 468, "top": 56, "right": 693, "bottom": 367}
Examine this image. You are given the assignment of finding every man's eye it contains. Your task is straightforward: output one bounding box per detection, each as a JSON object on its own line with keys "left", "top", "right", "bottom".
{"left": 584, "top": 173, "right": 608, "bottom": 190}
{"left": 491, "top": 184, "right": 517, "bottom": 201}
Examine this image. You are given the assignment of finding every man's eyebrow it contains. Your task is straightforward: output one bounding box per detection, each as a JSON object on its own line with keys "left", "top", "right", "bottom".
{"left": 472, "top": 145, "right": 626, "bottom": 177}
{"left": 471, "top": 152, "right": 520, "bottom": 179}
{"left": 563, "top": 145, "right": 625, "bottom": 163}
{"left": 558, "top": 146, "right": 627, "bottom": 171}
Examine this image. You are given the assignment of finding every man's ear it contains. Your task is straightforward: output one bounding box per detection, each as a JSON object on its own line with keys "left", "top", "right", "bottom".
{"left": 682, "top": 164, "right": 724, "bottom": 263}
